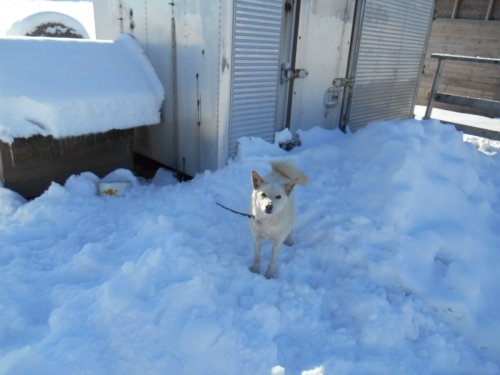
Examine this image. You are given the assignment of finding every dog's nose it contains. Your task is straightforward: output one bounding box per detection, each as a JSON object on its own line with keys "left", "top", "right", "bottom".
{"left": 265, "top": 203, "right": 273, "bottom": 214}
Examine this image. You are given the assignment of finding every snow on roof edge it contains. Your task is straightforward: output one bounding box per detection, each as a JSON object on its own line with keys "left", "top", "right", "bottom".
{"left": 0, "top": 33, "right": 165, "bottom": 143}
{"left": 116, "top": 33, "right": 165, "bottom": 106}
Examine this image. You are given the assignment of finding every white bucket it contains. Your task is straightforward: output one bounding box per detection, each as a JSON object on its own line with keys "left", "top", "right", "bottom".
{"left": 98, "top": 181, "right": 132, "bottom": 197}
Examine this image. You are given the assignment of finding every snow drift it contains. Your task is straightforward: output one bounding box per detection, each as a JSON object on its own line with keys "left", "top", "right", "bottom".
{"left": 0, "top": 119, "right": 499, "bottom": 374}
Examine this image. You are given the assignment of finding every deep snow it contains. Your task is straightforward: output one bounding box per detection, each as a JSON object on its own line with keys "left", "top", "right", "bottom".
{"left": 1, "top": 119, "right": 499, "bottom": 375}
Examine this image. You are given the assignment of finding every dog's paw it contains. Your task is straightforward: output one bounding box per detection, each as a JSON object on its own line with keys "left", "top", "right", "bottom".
{"left": 265, "top": 267, "right": 277, "bottom": 279}
{"left": 249, "top": 263, "right": 260, "bottom": 274}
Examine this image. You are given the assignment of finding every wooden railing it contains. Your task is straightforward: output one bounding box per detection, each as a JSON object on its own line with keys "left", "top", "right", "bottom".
{"left": 424, "top": 53, "right": 500, "bottom": 119}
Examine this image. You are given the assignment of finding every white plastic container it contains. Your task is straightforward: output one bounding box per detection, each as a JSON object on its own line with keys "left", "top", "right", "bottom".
{"left": 98, "top": 181, "right": 132, "bottom": 197}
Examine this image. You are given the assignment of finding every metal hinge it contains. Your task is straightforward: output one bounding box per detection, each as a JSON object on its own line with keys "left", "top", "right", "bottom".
{"left": 281, "top": 63, "right": 308, "bottom": 83}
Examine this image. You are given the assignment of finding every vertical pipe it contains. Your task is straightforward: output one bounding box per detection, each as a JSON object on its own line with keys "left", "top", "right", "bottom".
{"left": 485, "top": 0, "right": 495, "bottom": 20}
{"left": 424, "top": 58, "right": 444, "bottom": 119}
{"left": 451, "top": 0, "right": 460, "bottom": 19}
{"left": 170, "top": 3, "right": 179, "bottom": 169}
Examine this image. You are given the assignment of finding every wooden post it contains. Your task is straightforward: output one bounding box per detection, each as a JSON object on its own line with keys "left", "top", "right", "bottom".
{"left": 424, "top": 58, "right": 444, "bottom": 119}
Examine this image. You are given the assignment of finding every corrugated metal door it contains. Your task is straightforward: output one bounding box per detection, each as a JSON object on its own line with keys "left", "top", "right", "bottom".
{"left": 228, "top": 0, "right": 284, "bottom": 156}
{"left": 343, "top": 0, "right": 434, "bottom": 132}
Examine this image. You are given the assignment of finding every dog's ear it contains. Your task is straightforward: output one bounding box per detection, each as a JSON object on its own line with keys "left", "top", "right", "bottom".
{"left": 252, "top": 170, "right": 264, "bottom": 189}
{"left": 285, "top": 180, "right": 297, "bottom": 195}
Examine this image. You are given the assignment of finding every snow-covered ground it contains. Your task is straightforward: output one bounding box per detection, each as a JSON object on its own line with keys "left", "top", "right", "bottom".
{"left": 1, "top": 1, "right": 500, "bottom": 373}
{"left": 415, "top": 105, "right": 500, "bottom": 135}
{"left": 1, "top": 119, "right": 500, "bottom": 374}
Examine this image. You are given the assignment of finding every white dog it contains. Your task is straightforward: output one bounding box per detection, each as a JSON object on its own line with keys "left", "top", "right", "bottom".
{"left": 249, "top": 161, "right": 308, "bottom": 278}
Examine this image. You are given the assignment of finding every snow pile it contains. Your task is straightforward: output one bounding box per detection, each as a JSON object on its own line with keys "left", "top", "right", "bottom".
{"left": 1, "top": 119, "right": 499, "bottom": 374}
{"left": 465, "top": 134, "right": 500, "bottom": 156}
{"left": 0, "top": 34, "right": 164, "bottom": 143}
{"left": 415, "top": 105, "right": 500, "bottom": 134}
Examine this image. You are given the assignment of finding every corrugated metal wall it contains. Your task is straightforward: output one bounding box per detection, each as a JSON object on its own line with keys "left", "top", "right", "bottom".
{"left": 346, "top": 0, "right": 434, "bottom": 132}
{"left": 228, "top": 0, "right": 284, "bottom": 156}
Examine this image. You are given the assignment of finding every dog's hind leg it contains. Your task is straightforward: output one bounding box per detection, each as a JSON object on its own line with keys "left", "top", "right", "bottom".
{"left": 250, "top": 237, "right": 262, "bottom": 274}
{"left": 265, "top": 241, "right": 283, "bottom": 279}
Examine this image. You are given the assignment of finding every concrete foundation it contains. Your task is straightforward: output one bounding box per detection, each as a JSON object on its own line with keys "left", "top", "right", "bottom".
{"left": 0, "top": 129, "right": 134, "bottom": 198}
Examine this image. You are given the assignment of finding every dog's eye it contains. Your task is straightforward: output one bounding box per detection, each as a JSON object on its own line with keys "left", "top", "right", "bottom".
{"left": 261, "top": 192, "right": 267, "bottom": 198}
{"left": 275, "top": 195, "right": 282, "bottom": 199}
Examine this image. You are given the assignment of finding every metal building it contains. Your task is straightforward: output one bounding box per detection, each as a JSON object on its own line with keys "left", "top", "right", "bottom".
{"left": 93, "top": 0, "right": 435, "bottom": 176}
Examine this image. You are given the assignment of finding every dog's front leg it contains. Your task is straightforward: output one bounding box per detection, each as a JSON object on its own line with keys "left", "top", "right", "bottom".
{"left": 265, "top": 241, "right": 283, "bottom": 279}
{"left": 250, "top": 237, "right": 262, "bottom": 274}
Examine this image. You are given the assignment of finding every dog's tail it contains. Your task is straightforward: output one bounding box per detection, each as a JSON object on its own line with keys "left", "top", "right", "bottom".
{"left": 271, "top": 161, "right": 309, "bottom": 185}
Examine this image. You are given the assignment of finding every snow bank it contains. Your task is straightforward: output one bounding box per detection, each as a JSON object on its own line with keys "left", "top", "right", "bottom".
{"left": 0, "top": 34, "right": 164, "bottom": 143}
{"left": 0, "top": 119, "right": 499, "bottom": 374}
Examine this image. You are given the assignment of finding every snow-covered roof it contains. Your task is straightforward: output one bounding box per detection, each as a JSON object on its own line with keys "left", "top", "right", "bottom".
{"left": 0, "top": 33, "right": 164, "bottom": 143}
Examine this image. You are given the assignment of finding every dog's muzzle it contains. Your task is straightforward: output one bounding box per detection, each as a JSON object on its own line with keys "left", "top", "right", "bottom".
{"left": 265, "top": 203, "right": 273, "bottom": 214}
